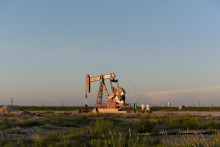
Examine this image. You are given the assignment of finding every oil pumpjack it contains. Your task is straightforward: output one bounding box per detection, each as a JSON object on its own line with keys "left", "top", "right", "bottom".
{"left": 86, "top": 73, "right": 127, "bottom": 112}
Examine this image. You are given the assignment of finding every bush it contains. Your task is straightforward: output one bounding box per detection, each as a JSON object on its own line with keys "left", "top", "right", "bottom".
{"left": 137, "top": 119, "right": 154, "bottom": 133}
{"left": 0, "top": 119, "right": 12, "bottom": 130}
{"left": 89, "top": 120, "right": 114, "bottom": 135}
{"left": 66, "top": 128, "right": 86, "bottom": 140}
{"left": 166, "top": 115, "right": 220, "bottom": 130}
{"left": 168, "top": 133, "right": 220, "bottom": 146}
{"left": 6, "top": 126, "right": 22, "bottom": 134}
{"left": 43, "top": 116, "right": 89, "bottom": 127}
{"left": 33, "top": 131, "right": 61, "bottom": 147}
{"left": 18, "top": 120, "right": 42, "bottom": 127}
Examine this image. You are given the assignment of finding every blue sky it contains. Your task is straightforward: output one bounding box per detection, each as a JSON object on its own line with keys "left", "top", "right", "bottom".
{"left": 0, "top": 1, "right": 220, "bottom": 106}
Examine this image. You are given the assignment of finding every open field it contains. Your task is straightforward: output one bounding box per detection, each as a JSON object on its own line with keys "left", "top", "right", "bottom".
{"left": 0, "top": 106, "right": 220, "bottom": 146}
{"left": 152, "top": 111, "right": 220, "bottom": 117}
{"left": 15, "top": 106, "right": 220, "bottom": 116}
{"left": 16, "top": 106, "right": 220, "bottom": 112}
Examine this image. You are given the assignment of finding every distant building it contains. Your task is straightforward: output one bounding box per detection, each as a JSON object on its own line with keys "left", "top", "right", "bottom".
{"left": 179, "top": 105, "right": 185, "bottom": 110}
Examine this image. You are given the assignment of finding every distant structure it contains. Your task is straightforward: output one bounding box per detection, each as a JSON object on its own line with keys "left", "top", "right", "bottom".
{"left": 146, "top": 104, "right": 151, "bottom": 111}
{"left": 11, "top": 97, "right": 13, "bottom": 106}
{"left": 168, "top": 102, "right": 171, "bottom": 106}
{"left": 141, "top": 104, "right": 145, "bottom": 111}
{"left": 134, "top": 85, "right": 136, "bottom": 104}
{"left": 179, "top": 105, "right": 185, "bottom": 110}
{"left": 86, "top": 73, "right": 127, "bottom": 113}
{"left": 133, "top": 103, "right": 137, "bottom": 113}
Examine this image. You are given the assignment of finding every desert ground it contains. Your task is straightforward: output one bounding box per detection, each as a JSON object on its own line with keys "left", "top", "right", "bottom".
{"left": 0, "top": 106, "right": 220, "bottom": 147}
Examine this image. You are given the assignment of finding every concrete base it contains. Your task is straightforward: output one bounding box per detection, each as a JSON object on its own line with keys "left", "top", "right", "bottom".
{"left": 92, "top": 108, "right": 128, "bottom": 113}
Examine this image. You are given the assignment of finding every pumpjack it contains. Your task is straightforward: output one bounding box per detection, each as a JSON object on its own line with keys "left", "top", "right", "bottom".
{"left": 86, "top": 73, "right": 126, "bottom": 110}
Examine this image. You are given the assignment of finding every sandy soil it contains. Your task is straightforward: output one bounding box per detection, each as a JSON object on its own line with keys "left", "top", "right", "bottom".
{"left": 152, "top": 111, "right": 220, "bottom": 116}
{"left": 16, "top": 110, "right": 220, "bottom": 117}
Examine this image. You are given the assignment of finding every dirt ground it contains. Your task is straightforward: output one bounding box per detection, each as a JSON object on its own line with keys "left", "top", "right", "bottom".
{"left": 152, "top": 111, "right": 220, "bottom": 116}
{"left": 17, "top": 110, "right": 220, "bottom": 116}
{"left": 0, "top": 111, "right": 219, "bottom": 146}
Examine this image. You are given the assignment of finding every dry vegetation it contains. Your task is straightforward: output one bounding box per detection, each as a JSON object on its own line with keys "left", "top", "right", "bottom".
{"left": 16, "top": 106, "right": 220, "bottom": 112}
{"left": 0, "top": 107, "right": 220, "bottom": 147}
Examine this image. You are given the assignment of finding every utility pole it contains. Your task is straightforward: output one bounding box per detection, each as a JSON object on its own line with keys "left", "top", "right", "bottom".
{"left": 133, "top": 85, "right": 137, "bottom": 113}
{"left": 62, "top": 100, "right": 63, "bottom": 107}
{"left": 135, "top": 84, "right": 136, "bottom": 104}
{"left": 11, "top": 97, "right": 13, "bottom": 106}
{"left": 85, "top": 95, "right": 88, "bottom": 113}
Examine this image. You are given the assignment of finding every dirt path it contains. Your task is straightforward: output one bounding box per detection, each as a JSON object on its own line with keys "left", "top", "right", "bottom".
{"left": 22, "top": 110, "right": 220, "bottom": 116}
{"left": 152, "top": 111, "right": 220, "bottom": 116}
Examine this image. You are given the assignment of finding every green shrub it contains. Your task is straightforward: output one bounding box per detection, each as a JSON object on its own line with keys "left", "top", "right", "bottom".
{"left": 168, "top": 133, "right": 220, "bottom": 147}
{"left": 89, "top": 120, "right": 114, "bottom": 135}
{"left": 0, "top": 119, "right": 12, "bottom": 130}
{"left": 207, "top": 116, "right": 220, "bottom": 129}
{"left": 18, "top": 120, "right": 42, "bottom": 127}
{"left": 89, "top": 130, "right": 162, "bottom": 147}
{"left": 17, "top": 138, "right": 32, "bottom": 147}
{"left": 33, "top": 131, "right": 61, "bottom": 147}
{"left": 43, "top": 123, "right": 53, "bottom": 129}
{"left": 43, "top": 116, "right": 89, "bottom": 127}
{"left": 166, "top": 115, "right": 220, "bottom": 130}
{"left": 66, "top": 128, "right": 87, "bottom": 140}
{"left": 6, "top": 126, "right": 22, "bottom": 134}
{"left": 137, "top": 119, "right": 154, "bottom": 133}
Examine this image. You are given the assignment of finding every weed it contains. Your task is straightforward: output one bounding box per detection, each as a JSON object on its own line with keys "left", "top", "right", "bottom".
{"left": 89, "top": 120, "right": 114, "bottom": 135}
{"left": 6, "top": 126, "right": 22, "bottom": 134}
{"left": 166, "top": 115, "right": 220, "bottom": 130}
{"left": 18, "top": 120, "right": 42, "bottom": 127}
{"left": 43, "top": 116, "right": 89, "bottom": 127}
{"left": 0, "top": 119, "right": 12, "bottom": 130}
{"left": 33, "top": 131, "right": 60, "bottom": 147}
{"left": 168, "top": 133, "right": 220, "bottom": 147}
{"left": 137, "top": 119, "right": 154, "bottom": 133}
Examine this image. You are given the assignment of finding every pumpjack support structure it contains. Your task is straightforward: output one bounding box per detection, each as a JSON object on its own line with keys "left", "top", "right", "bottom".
{"left": 86, "top": 73, "right": 127, "bottom": 112}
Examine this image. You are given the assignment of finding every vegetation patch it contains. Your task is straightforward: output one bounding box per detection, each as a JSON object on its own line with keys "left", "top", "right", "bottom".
{"left": 0, "top": 112, "right": 220, "bottom": 146}
{"left": 137, "top": 119, "right": 154, "bottom": 133}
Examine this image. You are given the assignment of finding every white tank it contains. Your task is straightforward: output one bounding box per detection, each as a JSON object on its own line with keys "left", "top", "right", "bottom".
{"left": 146, "top": 104, "right": 150, "bottom": 111}
{"left": 141, "top": 104, "right": 145, "bottom": 111}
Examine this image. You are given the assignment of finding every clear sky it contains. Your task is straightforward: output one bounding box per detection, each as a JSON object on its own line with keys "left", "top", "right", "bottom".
{"left": 0, "top": 0, "right": 220, "bottom": 106}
